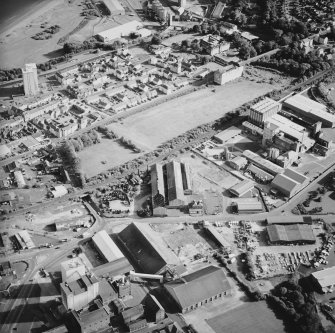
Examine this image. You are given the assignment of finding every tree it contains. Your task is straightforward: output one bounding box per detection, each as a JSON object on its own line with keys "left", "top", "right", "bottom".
{"left": 192, "top": 24, "right": 201, "bottom": 33}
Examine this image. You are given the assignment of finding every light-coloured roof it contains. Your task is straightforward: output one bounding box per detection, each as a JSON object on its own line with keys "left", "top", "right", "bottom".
{"left": 165, "top": 266, "right": 231, "bottom": 309}
{"left": 205, "top": 226, "right": 231, "bottom": 248}
{"left": 229, "top": 179, "right": 254, "bottom": 197}
{"left": 213, "top": 126, "right": 241, "bottom": 143}
{"left": 14, "top": 171, "right": 26, "bottom": 187}
{"left": 0, "top": 144, "right": 10, "bottom": 157}
{"left": 51, "top": 185, "right": 68, "bottom": 198}
{"left": 267, "top": 114, "right": 305, "bottom": 141}
{"left": 312, "top": 266, "right": 335, "bottom": 288}
{"left": 17, "top": 230, "right": 35, "bottom": 249}
{"left": 267, "top": 224, "right": 315, "bottom": 243}
{"left": 284, "top": 94, "right": 335, "bottom": 125}
{"left": 242, "top": 121, "right": 264, "bottom": 135}
{"left": 102, "top": 0, "right": 124, "bottom": 12}
{"left": 92, "top": 230, "right": 124, "bottom": 263}
{"left": 60, "top": 257, "right": 85, "bottom": 271}
{"left": 242, "top": 150, "right": 283, "bottom": 175}
{"left": 251, "top": 97, "right": 280, "bottom": 114}
{"left": 283, "top": 168, "right": 308, "bottom": 184}
{"left": 234, "top": 198, "right": 263, "bottom": 212}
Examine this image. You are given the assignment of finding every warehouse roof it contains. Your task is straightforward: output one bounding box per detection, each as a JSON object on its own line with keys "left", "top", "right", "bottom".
{"left": 151, "top": 163, "right": 165, "bottom": 200}
{"left": 0, "top": 144, "right": 10, "bottom": 157}
{"left": 267, "top": 216, "right": 312, "bottom": 225}
{"left": 311, "top": 266, "right": 335, "bottom": 288}
{"left": 102, "top": 0, "right": 124, "bottom": 12}
{"left": 205, "top": 226, "right": 231, "bottom": 248}
{"left": 283, "top": 94, "right": 335, "bottom": 124}
{"left": 213, "top": 126, "right": 241, "bottom": 143}
{"left": 92, "top": 257, "right": 133, "bottom": 277}
{"left": 166, "top": 161, "right": 185, "bottom": 204}
{"left": 268, "top": 114, "right": 305, "bottom": 140}
{"left": 247, "top": 164, "right": 274, "bottom": 180}
{"left": 267, "top": 224, "right": 315, "bottom": 243}
{"left": 92, "top": 230, "right": 124, "bottom": 263}
{"left": 165, "top": 266, "right": 231, "bottom": 309}
{"left": 272, "top": 168, "right": 308, "bottom": 195}
{"left": 229, "top": 179, "right": 254, "bottom": 197}
{"left": 233, "top": 198, "right": 263, "bottom": 212}
{"left": 242, "top": 150, "right": 283, "bottom": 175}
{"left": 51, "top": 185, "right": 68, "bottom": 198}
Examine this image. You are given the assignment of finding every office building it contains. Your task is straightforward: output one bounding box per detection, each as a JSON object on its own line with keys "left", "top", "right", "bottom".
{"left": 22, "top": 63, "right": 39, "bottom": 96}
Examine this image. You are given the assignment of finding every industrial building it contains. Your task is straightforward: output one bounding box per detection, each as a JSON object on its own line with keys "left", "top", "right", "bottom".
{"left": 96, "top": 21, "right": 145, "bottom": 42}
{"left": 283, "top": 94, "right": 335, "bottom": 128}
{"left": 144, "top": 294, "right": 165, "bottom": 323}
{"left": 213, "top": 126, "right": 241, "bottom": 144}
{"left": 150, "top": 161, "right": 192, "bottom": 210}
{"left": 14, "top": 230, "right": 35, "bottom": 249}
{"left": 231, "top": 198, "right": 263, "bottom": 214}
{"left": 118, "top": 222, "right": 181, "bottom": 274}
{"left": 213, "top": 65, "right": 243, "bottom": 85}
{"left": 228, "top": 179, "right": 254, "bottom": 197}
{"left": 14, "top": 170, "right": 26, "bottom": 188}
{"left": 311, "top": 266, "right": 335, "bottom": 293}
{"left": 249, "top": 98, "right": 281, "bottom": 125}
{"left": 92, "top": 230, "right": 124, "bottom": 263}
{"left": 51, "top": 185, "right": 68, "bottom": 198}
{"left": 228, "top": 156, "right": 248, "bottom": 170}
{"left": 60, "top": 273, "right": 99, "bottom": 310}
{"left": 266, "top": 216, "right": 313, "bottom": 225}
{"left": 242, "top": 150, "right": 284, "bottom": 175}
{"left": 205, "top": 226, "right": 231, "bottom": 250}
{"left": 60, "top": 258, "right": 86, "bottom": 282}
{"left": 271, "top": 168, "right": 309, "bottom": 198}
{"left": 22, "top": 63, "right": 39, "bottom": 96}
{"left": 200, "top": 35, "right": 230, "bottom": 55}
{"left": 267, "top": 224, "right": 316, "bottom": 244}
{"left": 102, "top": 0, "right": 125, "bottom": 15}
{"left": 92, "top": 256, "right": 133, "bottom": 278}
{"left": 164, "top": 266, "right": 231, "bottom": 313}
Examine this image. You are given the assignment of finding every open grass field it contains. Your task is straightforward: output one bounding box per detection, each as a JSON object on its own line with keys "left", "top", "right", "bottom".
{"left": 108, "top": 79, "right": 275, "bottom": 150}
{"left": 207, "top": 301, "right": 285, "bottom": 333}
{"left": 78, "top": 138, "right": 145, "bottom": 178}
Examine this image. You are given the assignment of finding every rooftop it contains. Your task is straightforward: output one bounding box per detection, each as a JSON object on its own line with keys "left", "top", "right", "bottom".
{"left": 251, "top": 97, "right": 280, "bottom": 114}
{"left": 311, "top": 266, "right": 335, "bottom": 288}
{"left": 267, "top": 224, "right": 315, "bottom": 243}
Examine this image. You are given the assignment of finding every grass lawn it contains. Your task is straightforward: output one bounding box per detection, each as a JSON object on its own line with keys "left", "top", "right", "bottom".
{"left": 78, "top": 138, "right": 144, "bottom": 178}
{"left": 108, "top": 79, "right": 275, "bottom": 150}
{"left": 207, "top": 301, "right": 285, "bottom": 333}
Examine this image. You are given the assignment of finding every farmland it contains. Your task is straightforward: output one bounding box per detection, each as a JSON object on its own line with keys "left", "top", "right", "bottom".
{"left": 108, "top": 79, "right": 276, "bottom": 150}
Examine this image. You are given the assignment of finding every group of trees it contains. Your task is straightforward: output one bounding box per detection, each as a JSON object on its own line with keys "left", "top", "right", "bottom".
{"left": 242, "top": 251, "right": 256, "bottom": 280}
{"left": 97, "top": 126, "right": 118, "bottom": 139}
{"left": 267, "top": 279, "right": 323, "bottom": 333}
{"left": 119, "top": 137, "right": 142, "bottom": 153}
{"left": 67, "top": 130, "right": 101, "bottom": 152}
{"left": 57, "top": 141, "right": 85, "bottom": 187}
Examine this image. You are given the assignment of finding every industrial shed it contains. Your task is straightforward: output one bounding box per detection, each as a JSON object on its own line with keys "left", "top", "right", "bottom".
{"left": 229, "top": 179, "right": 254, "bottom": 197}
{"left": 311, "top": 266, "right": 335, "bottom": 293}
{"left": 266, "top": 216, "right": 313, "bottom": 225}
{"left": 92, "top": 230, "right": 124, "bottom": 263}
{"left": 232, "top": 198, "right": 263, "bottom": 214}
{"left": 271, "top": 168, "right": 309, "bottom": 198}
{"left": 205, "top": 226, "right": 231, "bottom": 249}
{"left": 118, "top": 222, "right": 181, "bottom": 274}
{"left": 267, "top": 224, "right": 315, "bottom": 244}
{"left": 102, "top": 0, "right": 125, "bottom": 15}
{"left": 165, "top": 266, "right": 231, "bottom": 313}
{"left": 92, "top": 257, "right": 133, "bottom": 278}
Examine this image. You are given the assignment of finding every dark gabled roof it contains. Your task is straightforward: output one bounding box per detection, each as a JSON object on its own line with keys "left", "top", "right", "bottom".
{"left": 165, "top": 266, "right": 231, "bottom": 309}
{"left": 267, "top": 224, "right": 315, "bottom": 243}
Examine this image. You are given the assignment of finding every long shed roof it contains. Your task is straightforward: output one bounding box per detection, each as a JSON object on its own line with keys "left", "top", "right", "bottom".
{"left": 92, "top": 230, "right": 124, "bottom": 262}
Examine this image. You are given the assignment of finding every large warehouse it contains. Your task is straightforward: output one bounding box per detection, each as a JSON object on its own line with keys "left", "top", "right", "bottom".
{"left": 266, "top": 216, "right": 313, "bottom": 225}
{"left": 102, "top": 0, "right": 125, "bottom": 15}
{"left": 267, "top": 224, "right": 315, "bottom": 244}
{"left": 165, "top": 266, "right": 231, "bottom": 313}
{"left": 311, "top": 266, "right": 335, "bottom": 293}
{"left": 118, "top": 222, "right": 181, "bottom": 274}
{"left": 92, "top": 230, "right": 124, "bottom": 263}
{"left": 229, "top": 179, "right": 254, "bottom": 197}
{"left": 151, "top": 161, "right": 192, "bottom": 210}
{"left": 232, "top": 198, "right": 263, "bottom": 214}
{"left": 283, "top": 94, "right": 335, "bottom": 128}
{"left": 271, "top": 168, "right": 309, "bottom": 198}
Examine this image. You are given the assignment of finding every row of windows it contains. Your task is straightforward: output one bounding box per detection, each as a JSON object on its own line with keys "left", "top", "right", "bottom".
{"left": 183, "top": 292, "right": 228, "bottom": 312}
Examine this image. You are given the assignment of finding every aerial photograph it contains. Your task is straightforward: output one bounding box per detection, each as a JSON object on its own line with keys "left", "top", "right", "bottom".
{"left": 1, "top": 0, "right": 335, "bottom": 332}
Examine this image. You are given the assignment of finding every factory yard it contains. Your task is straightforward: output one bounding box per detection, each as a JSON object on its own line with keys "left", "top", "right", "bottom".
{"left": 108, "top": 79, "right": 275, "bottom": 150}
{"left": 78, "top": 138, "right": 145, "bottom": 178}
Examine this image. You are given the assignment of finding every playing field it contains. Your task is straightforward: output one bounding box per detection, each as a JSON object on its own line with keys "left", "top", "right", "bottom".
{"left": 78, "top": 138, "right": 144, "bottom": 178}
{"left": 207, "top": 301, "right": 285, "bottom": 333}
{"left": 108, "top": 79, "right": 275, "bottom": 150}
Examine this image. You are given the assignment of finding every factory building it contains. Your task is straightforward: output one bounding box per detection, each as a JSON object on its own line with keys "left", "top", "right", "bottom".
{"left": 14, "top": 230, "right": 35, "bottom": 249}
{"left": 231, "top": 198, "right": 263, "bottom": 214}
{"left": 92, "top": 230, "right": 124, "bottom": 263}
{"left": 60, "top": 258, "right": 86, "bottom": 282}
{"left": 205, "top": 226, "right": 231, "bottom": 250}
{"left": 228, "top": 179, "right": 254, "bottom": 197}
{"left": 60, "top": 274, "right": 99, "bottom": 311}
{"left": 144, "top": 294, "right": 165, "bottom": 323}
{"left": 228, "top": 156, "right": 248, "bottom": 170}
{"left": 213, "top": 126, "right": 241, "bottom": 144}
{"left": 267, "top": 224, "right": 315, "bottom": 244}
{"left": 150, "top": 161, "right": 192, "bottom": 211}
{"left": 118, "top": 222, "right": 181, "bottom": 274}
{"left": 242, "top": 150, "right": 284, "bottom": 175}
{"left": 164, "top": 266, "right": 231, "bottom": 313}
{"left": 102, "top": 0, "right": 125, "bottom": 15}
{"left": 311, "top": 266, "right": 335, "bottom": 293}
{"left": 283, "top": 94, "right": 335, "bottom": 128}
{"left": 200, "top": 35, "right": 230, "bottom": 56}
{"left": 249, "top": 98, "right": 281, "bottom": 125}
{"left": 271, "top": 168, "right": 309, "bottom": 198}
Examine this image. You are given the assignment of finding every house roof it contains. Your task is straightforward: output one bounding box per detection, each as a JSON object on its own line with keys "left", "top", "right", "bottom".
{"left": 165, "top": 266, "right": 231, "bottom": 309}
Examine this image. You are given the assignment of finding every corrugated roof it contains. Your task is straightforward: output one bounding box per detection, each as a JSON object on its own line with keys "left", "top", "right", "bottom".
{"left": 267, "top": 224, "right": 315, "bottom": 243}
{"left": 165, "top": 266, "right": 231, "bottom": 309}
{"left": 229, "top": 179, "right": 254, "bottom": 197}
{"left": 92, "top": 230, "right": 124, "bottom": 263}
{"left": 311, "top": 266, "right": 335, "bottom": 288}
{"left": 272, "top": 174, "right": 299, "bottom": 193}
{"left": 205, "top": 226, "right": 231, "bottom": 248}
{"left": 151, "top": 163, "right": 165, "bottom": 199}
{"left": 242, "top": 150, "right": 283, "bottom": 175}
{"left": 251, "top": 97, "right": 280, "bottom": 114}
{"left": 166, "top": 161, "right": 185, "bottom": 204}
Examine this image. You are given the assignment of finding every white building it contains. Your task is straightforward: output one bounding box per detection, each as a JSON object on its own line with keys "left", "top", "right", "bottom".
{"left": 51, "top": 185, "right": 68, "bottom": 198}
{"left": 61, "top": 258, "right": 86, "bottom": 282}
{"left": 22, "top": 63, "right": 39, "bottom": 96}
{"left": 311, "top": 266, "right": 335, "bottom": 293}
{"left": 213, "top": 65, "right": 244, "bottom": 85}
